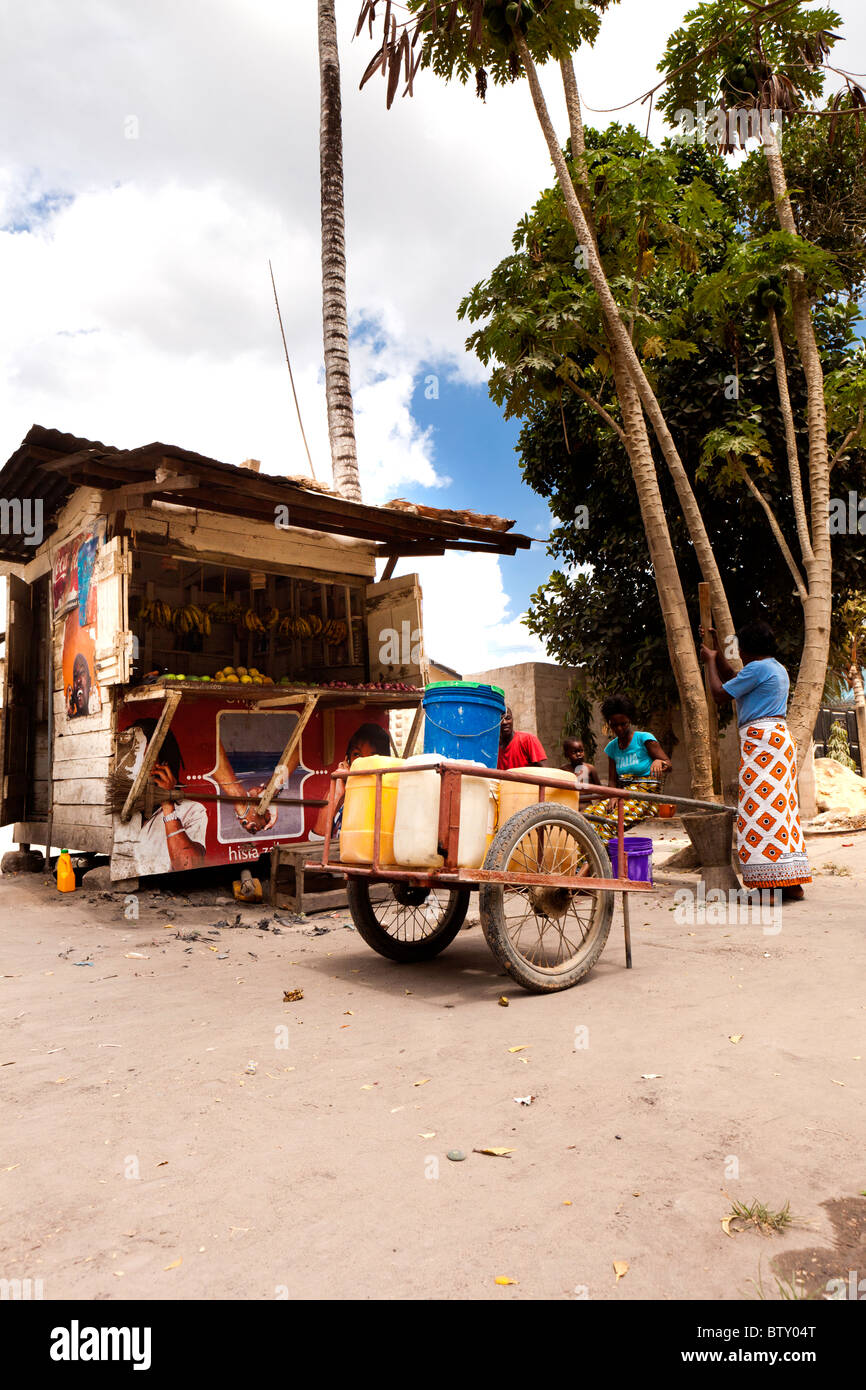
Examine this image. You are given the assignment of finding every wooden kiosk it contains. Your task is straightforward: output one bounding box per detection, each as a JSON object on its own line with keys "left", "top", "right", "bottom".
{"left": 0, "top": 426, "right": 529, "bottom": 897}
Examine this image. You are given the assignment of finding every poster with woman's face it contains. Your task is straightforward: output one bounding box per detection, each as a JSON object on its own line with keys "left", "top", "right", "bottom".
{"left": 114, "top": 699, "right": 391, "bottom": 877}
{"left": 61, "top": 610, "right": 101, "bottom": 721}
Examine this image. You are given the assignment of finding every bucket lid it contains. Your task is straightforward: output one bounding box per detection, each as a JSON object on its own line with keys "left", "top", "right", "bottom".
{"left": 424, "top": 680, "right": 505, "bottom": 699}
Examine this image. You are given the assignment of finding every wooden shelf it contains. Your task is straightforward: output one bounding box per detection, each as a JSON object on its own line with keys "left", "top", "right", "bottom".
{"left": 122, "top": 682, "right": 423, "bottom": 707}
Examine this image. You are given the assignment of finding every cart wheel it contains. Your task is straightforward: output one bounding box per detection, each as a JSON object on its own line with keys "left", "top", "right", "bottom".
{"left": 346, "top": 879, "right": 470, "bottom": 963}
{"left": 480, "top": 803, "right": 613, "bottom": 993}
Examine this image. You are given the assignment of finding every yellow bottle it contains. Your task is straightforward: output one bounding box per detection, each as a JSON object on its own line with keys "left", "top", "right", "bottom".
{"left": 56, "top": 849, "right": 76, "bottom": 893}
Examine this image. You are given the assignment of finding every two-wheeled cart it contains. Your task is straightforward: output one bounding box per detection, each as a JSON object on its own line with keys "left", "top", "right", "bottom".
{"left": 311, "top": 760, "right": 729, "bottom": 993}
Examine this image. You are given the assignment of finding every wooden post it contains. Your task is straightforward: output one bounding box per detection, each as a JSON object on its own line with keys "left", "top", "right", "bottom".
{"left": 254, "top": 693, "right": 319, "bottom": 817}
{"left": 120, "top": 689, "right": 182, "bottom": 822}
{"left": 698, "top": 582, "right": 722, "bottom": 799}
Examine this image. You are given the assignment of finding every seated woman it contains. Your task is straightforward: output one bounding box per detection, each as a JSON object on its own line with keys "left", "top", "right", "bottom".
{"left": 581, "top": 695, "right": 671, "bottom": 837}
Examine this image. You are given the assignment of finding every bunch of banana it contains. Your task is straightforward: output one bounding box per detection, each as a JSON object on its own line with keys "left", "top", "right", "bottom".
{"left": 173, "top": 603, "right": 212, "bottom": 636}
{"left": 138, "top": 598, "right": 174, "bottom": 628}
{"left": 307, "top": 613, "right": 323, "bottom": 638}
{"left": 208, "top": 599, "right": 243, "bottom": 623}
{"left": 242, "top": 607, "right": 265, "bottom": 633}
{"left": 323, "top": 618, "right": 348, "bottom": 645}
{"left": 263, "top": 606, "right": 281, "bottom": 630}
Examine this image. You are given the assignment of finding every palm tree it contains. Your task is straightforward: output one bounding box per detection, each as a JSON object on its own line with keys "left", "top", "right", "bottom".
{"left": 319, "top": 0, "right": 362, "bottom": 502}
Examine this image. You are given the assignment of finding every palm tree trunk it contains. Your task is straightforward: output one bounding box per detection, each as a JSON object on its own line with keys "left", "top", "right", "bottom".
{"left": 611, "top": 353, "right": 715, "bottom": 798}
{"left": 762, "top": 128, "right": 832, "bottom": 753}
{"left": 519, "top": 39, "right": 735, "bottom": 658}
{"left": 319, "top": 0, "right": 362, "bottom": 502}
{"left": 559, "top": 60, "right": 713, "bottom": 794}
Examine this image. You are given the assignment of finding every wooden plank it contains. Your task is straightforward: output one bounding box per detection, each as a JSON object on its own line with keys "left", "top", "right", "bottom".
{"left": 120, "top": 688, "right": 181, "bottom": 821}
{"left": 53, "top": 778, "right": 111, "bottom": 806}
{"left": 53, "top": 694, "right": 113, "bottom": 731}
{"left": 50, "top": 805, "right": 114, "bottom": 830}
{"left": 255, "top": 693, "right": 319, "bottom": 817}
{"left": 53, "top": 756, "right": 113, "bottom": 782}
{"left": 698, "top": 582, "right": 721, "bottom": 799}
{"left": 403, "top": 704, "right": 425, "bottom": 758}
{"left": 54, "top": 729, "right": 113, "bottom": 761}
{"left": 128, "top": 524, "right": 376, "bottom": 583}
{"left": 49, "top": 819, "right": 113, "bottom": 855}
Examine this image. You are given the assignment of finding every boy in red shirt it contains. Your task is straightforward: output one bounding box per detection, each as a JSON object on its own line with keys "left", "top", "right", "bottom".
{"left": 497, "top": 707, "right": 546, "bottom": 770}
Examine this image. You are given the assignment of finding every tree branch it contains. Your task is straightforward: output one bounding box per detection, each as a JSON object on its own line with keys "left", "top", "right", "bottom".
{"left": 767, "top": 308, "right": 814, "bottom": 568}
{"left": 829, "top": 404, "right": 864, "bottom": 471}
{"left": 741, "top": 466, "right": 809, "bottom": 604}
{"left": 568, "top": 384, "right": 627, "bottom": 444}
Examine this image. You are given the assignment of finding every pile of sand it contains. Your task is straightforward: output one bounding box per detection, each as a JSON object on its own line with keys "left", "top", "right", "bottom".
{"left": 808, "top": 757, "right": 866, "bottom": 831}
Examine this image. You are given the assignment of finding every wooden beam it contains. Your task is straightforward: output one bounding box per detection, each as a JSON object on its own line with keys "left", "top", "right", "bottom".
{"left": 120, "top": 689, "right": 182, "bottom": 822}
{"left": 254, "top": 693, "right": 319, "bottom": 817}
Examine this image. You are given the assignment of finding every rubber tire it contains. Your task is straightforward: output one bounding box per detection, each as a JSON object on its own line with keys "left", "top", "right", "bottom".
{"left": 480, "top": 802, "right": 614, "bottom": 993}
{"left": 346, "top": 879, "right": 470, "bottom": 963}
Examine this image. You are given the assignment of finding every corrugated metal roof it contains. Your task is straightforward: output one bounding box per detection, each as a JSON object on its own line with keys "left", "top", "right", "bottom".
{"left": 0, "top": 425, "right": 530, "bottom": 563}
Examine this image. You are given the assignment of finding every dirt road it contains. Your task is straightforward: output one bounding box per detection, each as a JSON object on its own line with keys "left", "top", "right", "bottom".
{"left": 2, "top": 830, "right": 864, "bottom": 1301}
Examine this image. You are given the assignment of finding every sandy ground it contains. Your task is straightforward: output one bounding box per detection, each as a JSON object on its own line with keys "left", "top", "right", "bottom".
{"left": 1, "top": 823, "right": 864, "bottom": 1302}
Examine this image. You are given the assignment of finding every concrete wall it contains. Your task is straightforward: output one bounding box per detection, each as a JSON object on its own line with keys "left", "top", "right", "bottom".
{"left": 467, "top": 662, "right": 583, "bottom": 766}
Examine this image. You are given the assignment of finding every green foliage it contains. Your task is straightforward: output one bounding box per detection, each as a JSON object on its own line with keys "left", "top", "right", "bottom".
{"left": 827, "top": 719, "right": 856, "bottom": 770}
{"left": 462, "top": 123, "right": 865, "bottom": 704}
{"left": 658, "top": 2, "right": 842, "bottom": 122}
{"left": 735, "top": 103, "right": 866, "bottom": 296}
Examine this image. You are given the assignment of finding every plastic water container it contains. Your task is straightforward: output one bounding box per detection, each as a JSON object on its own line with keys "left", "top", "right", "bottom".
{"left": 422, "top": 681, "right": 506, "bottom": 768}
{"left": 339, "top": 756, "right": 402, "bottom": 865}
{"left": 393, "top": 756, "right": 492, "bottom": 870}
{"left": 498, "top": 767, "right": 580, "bottom": 827}
{"left": 607, "top": 836, "right": 653, "bottom": 884}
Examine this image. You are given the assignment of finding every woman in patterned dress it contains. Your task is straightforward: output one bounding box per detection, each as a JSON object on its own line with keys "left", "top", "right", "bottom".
{"left": 701, "top": 621, "right": 810, "bottom": 901}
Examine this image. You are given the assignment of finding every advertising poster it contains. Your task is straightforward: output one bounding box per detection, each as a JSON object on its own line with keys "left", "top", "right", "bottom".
{"left": 115, "top": 698, "right": 390, "bottom": 876}
{"left": 60, "top": 609, "right": 102, "bottom": 720}
{"left": 52, "top": 523, "right": 102, "bottom": 621}
{"left": 55, "top": 522, "right": 105, "bottom": 723}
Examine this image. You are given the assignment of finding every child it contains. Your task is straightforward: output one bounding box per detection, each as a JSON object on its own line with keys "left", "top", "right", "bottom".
{"left": 561, "top": 737, "right": 600, "bottom": 798}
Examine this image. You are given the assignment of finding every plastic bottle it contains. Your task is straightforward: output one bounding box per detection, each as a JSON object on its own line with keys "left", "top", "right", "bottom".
{"left": 56, "top": 849, "right": 76, "bottom": 893}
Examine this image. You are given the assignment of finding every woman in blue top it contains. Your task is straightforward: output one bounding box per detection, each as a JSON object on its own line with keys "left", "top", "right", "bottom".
{"left": 581, "top": 695, "right": 671, "bottom": 836}
{"left": 701, "top": 620, "right": 810, "bottom": 900}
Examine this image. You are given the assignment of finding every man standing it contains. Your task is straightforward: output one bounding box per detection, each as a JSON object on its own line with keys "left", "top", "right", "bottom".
{"left": 498, "top": 706, "right": 546, "bottom": 770}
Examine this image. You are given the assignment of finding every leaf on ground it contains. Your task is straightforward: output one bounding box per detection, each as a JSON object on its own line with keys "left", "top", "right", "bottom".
{"left": 508, "top": 1045, "right": 529, "bottom": 1053}
{"left": 419, "top": 1132, "right": 436, "bottom": 1139}
{"left": 494, "top": 1275, "right": 517, "bottom": 1285}
{"left": 414, "top": 1078, "right": 431, "bottom": 1087}
{"left": 729, "top": 1034, "right": 743, "bottom": 1044}
{"left": 721, "top": 1215, "right": 735, "bottom": 1237}
{"left": 498, "top": 996, "right": 509, "bottom": 1007}
{"left": 473, "top": 1147, "right": 513, "bottom": 1157}
{"left": 163, "top": 1257, "right": 182, "bottom": 1271}
{"left": 283, "top": 988, "right": 303, "bottom": 1002}
{"left": 641, "top": 1073, "right": 662, "bottom": 1079}
{"left": 613, "top": 1260, "right": 629, "bottom": 1283}
{"left": 124, "top": 952, "right": 149, "bottom": 959}
{"left": 831, "top": 1079, "right": 845, "bottom": 1086}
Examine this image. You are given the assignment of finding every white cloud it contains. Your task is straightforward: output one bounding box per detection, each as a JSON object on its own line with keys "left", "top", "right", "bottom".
{"left": 3, "top": 0, "right": 863, "bottom": 675}
{"left": 412, "top": 552, "right": 547, "bottom": 675}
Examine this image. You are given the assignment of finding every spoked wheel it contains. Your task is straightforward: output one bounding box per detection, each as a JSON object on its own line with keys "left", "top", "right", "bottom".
{"left": 346, "top": 878, "right": 470, "bottom": 963}
{"left": 480, "top": 803, "right": 614, "bottom": 993}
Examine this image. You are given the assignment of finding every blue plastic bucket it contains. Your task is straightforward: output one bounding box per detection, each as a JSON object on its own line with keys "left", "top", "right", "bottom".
{"left": 606, "top": 836, "right": 654, "bottom": 885}
{"left": 422, "top": 681, "right": 506, "bottom": 768}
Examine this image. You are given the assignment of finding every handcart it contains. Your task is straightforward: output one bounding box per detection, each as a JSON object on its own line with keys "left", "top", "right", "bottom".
{"left": 311, "top": 760, "right": 730, "bottom": 994}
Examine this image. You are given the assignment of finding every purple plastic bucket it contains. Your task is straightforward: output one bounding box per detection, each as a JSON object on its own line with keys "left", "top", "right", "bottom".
{"left": 606, "top": 836, "right": 653, "bottom": 885}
